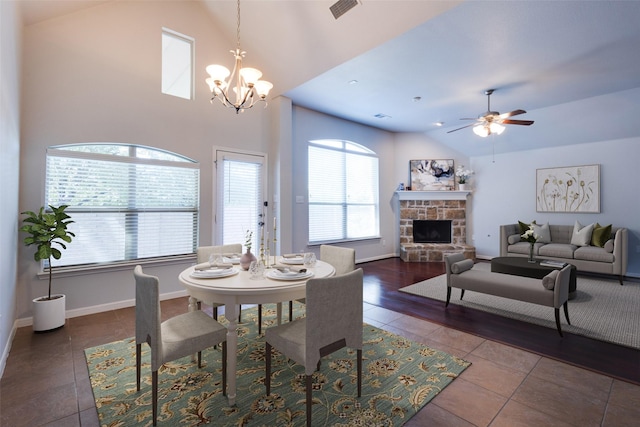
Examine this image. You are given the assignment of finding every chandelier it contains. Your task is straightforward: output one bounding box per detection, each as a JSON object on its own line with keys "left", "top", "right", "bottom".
{"left": 473, "top": 122, "right": 505, "bottom": 137}
{"left": 205, "top": 0, "right": 273, "bottom": 114}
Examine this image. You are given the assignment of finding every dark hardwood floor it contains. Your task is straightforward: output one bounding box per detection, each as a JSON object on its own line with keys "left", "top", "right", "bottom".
{"left": 359, "top": 257, "right": 640, "bottom": 385}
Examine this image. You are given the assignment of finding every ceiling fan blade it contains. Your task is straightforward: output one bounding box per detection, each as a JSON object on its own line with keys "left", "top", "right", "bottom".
{"left": 459, "top": 118, "right": 480, "bottom": 121}
{"left": 501, "top": 119, "right": 534, "bottom": 126}
{"left": 447, "top": 123, "right": 475, "bottom": 133}
{"left": 499, "top": 109, "right": 527, "bottom": 119}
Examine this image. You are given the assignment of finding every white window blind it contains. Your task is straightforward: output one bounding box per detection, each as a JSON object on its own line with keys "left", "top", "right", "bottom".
{"left": 45, "top": 144, "right": 199, "bottom": 267}
{"left": 308, "top": 140, "right": 379, "bottom": 244}
{"left": 217, "top": 154, "right": 264, "bottom": 250}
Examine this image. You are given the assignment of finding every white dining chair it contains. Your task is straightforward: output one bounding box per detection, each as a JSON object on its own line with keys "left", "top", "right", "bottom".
{"left": 134, "top": 265, "right": 227, "bottom": 426}
{"left": 265, "top": 268, "right": 363, "bottom": 427}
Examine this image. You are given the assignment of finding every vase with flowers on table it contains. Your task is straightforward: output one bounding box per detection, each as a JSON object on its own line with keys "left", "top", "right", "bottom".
{"left": 521, "top": 225, "right": 539, "bottom": 263}
{"left": 239, "top": 229, "right": 257, "bottom": 270}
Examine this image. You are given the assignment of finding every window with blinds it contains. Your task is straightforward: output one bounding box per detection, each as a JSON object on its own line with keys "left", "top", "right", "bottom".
{"left": 45, "top": 144, "right": 199, "bottom": 268}
{"left": 216, "top": 151, "right": 265, "bottom": 250}
{"left": 308, "top": 139, "right": 379, "bottom": 244}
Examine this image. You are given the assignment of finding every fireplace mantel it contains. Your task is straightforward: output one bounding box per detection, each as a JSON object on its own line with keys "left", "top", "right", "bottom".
{"left": 395, "top": 190, "right": 471, "bottom": 201}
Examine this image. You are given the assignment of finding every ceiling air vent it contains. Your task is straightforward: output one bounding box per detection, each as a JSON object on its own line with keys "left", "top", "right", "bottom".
{"left": 330, "top": 0, "right": 359, "bottom": 20}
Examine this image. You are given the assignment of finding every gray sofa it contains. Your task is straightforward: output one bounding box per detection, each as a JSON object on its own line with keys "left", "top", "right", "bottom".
{"left": 444, "top": 253, "right": 572, "bottom": 336}
{"left": 500, "top": 223, "right": 628, "bottom": 284}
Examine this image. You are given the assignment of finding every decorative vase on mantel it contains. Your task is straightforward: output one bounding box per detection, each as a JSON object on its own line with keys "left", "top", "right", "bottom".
{"left": 458, "top": 183, "right": 469, "bottom": 191}
{"left": 240, "top": 248, "right": 257, "bottom": 270}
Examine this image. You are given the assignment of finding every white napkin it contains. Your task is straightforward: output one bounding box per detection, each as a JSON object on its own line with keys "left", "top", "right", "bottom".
{"left": 194, "top": 261, "right": 233, "bottom": 271}
{"left": 282, "top": 253, "right": 303, "bottom": 258}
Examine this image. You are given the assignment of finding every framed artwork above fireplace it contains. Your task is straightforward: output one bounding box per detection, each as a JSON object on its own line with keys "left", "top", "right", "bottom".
{"left": 409, "top": 159, "right": 455, "bottom": 191}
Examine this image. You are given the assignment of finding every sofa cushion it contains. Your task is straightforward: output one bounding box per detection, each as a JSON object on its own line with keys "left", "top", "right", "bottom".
{"left": 604, "top": 239, "right": 614, "bottom": 253}
{"left": 570, "top": 221, "right": 594, "bottom": 246}
{"left": 518, "top": 220, "right": 536, "bottom": 240}
{"left": 451, "top": 258, "right": 474, "bottom": 274}
{"left": 508, "top": 242, "right": 543, "bottom": 255}
{"left": 533, "top": 222, "right": 551, "bottom": 243}
{"left": 542, "top": 270, "right": 558, "bottom": 290}
{"left": 574, "top": 246, "right": 615, "bottom": 263}
{"left": 538, "top": 243, "right": 577, "bottom": 258}
{"left": 591, "top": 223, "right": 612, "bottom": 247}
{"left": 508, "top": 234, "right": 521, "bottom": 245}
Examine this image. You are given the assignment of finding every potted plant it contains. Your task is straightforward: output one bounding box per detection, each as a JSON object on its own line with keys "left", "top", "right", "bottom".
{"left": 20, "top": 205, "right": 75, "bottom": 332}
{"left": 455, "top": 165, "right": 474, "bottom": 190}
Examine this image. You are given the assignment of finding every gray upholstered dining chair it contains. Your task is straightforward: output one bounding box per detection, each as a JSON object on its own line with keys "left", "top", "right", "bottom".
{"left": 134, "top": 265, "right": 227, "bottom": 426}
{"left": 197, "top": 244, "right": 243, "bottom": 322}
{"left": 265, "top": 268, "right": 363, "bottom": 427}
{"left": 289, "top": 244, "right": 356, "bottom": 320}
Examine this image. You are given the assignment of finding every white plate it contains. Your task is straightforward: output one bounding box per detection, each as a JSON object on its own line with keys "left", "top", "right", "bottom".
{"left": 266, "top": 269, "right": 314, "bottom": 281}
{"left": 280, "top": 257, "right": 304, "bottom": 265}
{"left": 190, "top": 267, "right": 239, "bottom": 279}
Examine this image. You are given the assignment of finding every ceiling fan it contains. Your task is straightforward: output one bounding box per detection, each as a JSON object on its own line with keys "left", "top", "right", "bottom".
{"left": 447, "top": 89, "right": 534, "bottom": 137}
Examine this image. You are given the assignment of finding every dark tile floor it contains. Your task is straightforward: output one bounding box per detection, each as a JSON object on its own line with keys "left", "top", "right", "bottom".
{"left": 2, "top": 296, "right": 639, "bottom": 426}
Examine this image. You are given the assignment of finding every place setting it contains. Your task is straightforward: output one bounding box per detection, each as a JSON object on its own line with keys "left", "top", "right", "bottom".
{"left": 190, "top": 259, "right": 239, "bottom": 279}
{"left": 263, "top": 252, "right": 318, "bottom": 280}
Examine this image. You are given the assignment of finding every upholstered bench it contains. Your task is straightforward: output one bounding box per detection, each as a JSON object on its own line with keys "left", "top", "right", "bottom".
{"left": 444, "top": 253, "right": 572, "bottom": 336}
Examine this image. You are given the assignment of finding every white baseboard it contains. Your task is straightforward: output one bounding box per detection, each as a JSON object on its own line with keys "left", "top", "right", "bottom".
{"left": 356, "top": 252, "right": 398, "bottom": 263}
{"left": 0, "top": 321, "right": 18, "bottom": 379}
{"left": 13, "top": 289, "right": 189, "bottom": 328}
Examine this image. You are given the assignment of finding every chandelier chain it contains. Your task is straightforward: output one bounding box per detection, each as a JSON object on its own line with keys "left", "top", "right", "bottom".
{"left": 205, "top": 0, "right": 273, "bottom": 113}
{"left": 236, "top": 0, "right": 241, "bottom": 51}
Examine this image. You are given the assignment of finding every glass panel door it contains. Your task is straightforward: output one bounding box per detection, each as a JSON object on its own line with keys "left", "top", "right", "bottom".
{"left": 215, "top": 149, "right": 266, "bottom": 250}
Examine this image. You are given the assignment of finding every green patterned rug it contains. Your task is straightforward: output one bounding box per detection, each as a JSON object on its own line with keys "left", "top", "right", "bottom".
{"left": 85, "top": 304, "right": 469, "bottom": 426}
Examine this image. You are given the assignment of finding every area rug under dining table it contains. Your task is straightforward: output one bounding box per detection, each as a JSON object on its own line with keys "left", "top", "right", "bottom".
{"left": 85, "top": 304, "right": 470, "bottom": 426}
{"left": 399, "top": 262, "right": 640, "bottom": 349}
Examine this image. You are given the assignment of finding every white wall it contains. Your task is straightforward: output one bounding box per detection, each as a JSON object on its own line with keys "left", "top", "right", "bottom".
{"left": 0, "top": 0, "right": 21, "bottom": 375}
{"left": 17, "top": 1, "right": 272, "bottom": 320}
{"left": 470, "top": 137, "right": 640, "bottom": 277}
{"left": 292, "top": 106, "right": 398, "bottom": 261}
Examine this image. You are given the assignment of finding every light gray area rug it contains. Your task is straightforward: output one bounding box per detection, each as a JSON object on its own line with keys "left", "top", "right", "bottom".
{"left": 399, "top": 262, "right": 640, "bottom": 349}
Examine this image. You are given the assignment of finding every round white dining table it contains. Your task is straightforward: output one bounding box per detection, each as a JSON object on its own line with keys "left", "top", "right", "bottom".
{"left": 178, "top": 259, "right": 335, "bottom": 405}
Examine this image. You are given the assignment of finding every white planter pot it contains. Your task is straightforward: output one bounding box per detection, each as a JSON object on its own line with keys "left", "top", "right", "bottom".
{"left": 458, "top": 183, "right": 469, "bottom": 191}
{"left": 32, "top": 294, "right": 66, "bottom": 332}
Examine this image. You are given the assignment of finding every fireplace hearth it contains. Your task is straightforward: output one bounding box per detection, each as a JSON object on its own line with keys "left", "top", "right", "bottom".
{"left": 398, "top": 193, "right": 475, "bottom": 262}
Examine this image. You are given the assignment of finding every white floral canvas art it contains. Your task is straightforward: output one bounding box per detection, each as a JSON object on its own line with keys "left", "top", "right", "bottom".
{"left": 410, "top": 159, "right": 455, "bottom": 190}
{"left": 536, "top": 164, "right": 600, "bottom": 213}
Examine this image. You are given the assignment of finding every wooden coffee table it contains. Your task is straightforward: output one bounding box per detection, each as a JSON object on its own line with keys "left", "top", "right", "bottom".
{"left": 490, "top": 256, "right": 577, "bottom": 299}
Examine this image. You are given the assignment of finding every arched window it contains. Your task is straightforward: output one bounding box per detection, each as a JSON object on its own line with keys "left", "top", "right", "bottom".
{"left": 308, "top": 139, "right": 380, "bottom": 243}
{"left": 45, "top": 143, "right": 199, "bottom": 268}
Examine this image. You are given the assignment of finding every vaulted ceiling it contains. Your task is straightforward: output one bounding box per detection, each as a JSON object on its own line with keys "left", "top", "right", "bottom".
{"left": 19, "top": 0, "right": 640, "bottom": 157}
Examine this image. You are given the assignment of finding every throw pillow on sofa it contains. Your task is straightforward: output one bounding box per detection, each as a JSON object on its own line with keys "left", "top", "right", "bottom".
{"left": 532, "top": 222, "right": 552, "bottom": 243}
{"left": 518, "top": 220, "right": 536, "bottom": 241}
{"left": 508, "top": 234, "right": 521, "bottom": 244}
{"left": 570, "top": 220, "right": 594, "bottom": 246}
{"left": 591, "top": 223, "right": 612, "bottom": 247}
{"left": 604, "top": 239, "right": 614, "bottom": 253}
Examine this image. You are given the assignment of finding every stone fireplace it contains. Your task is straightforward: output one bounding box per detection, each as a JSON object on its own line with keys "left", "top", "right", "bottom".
{"left": 398, "top": 191, "right": 476, "bottom": 262}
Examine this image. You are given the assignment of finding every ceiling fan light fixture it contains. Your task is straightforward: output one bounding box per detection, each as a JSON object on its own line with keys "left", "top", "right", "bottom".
{"left": 473, "top": 125, "right": 490, "bottom": 137}
{"left": 490, "top": 122, "right": 505, "bottom": 135}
